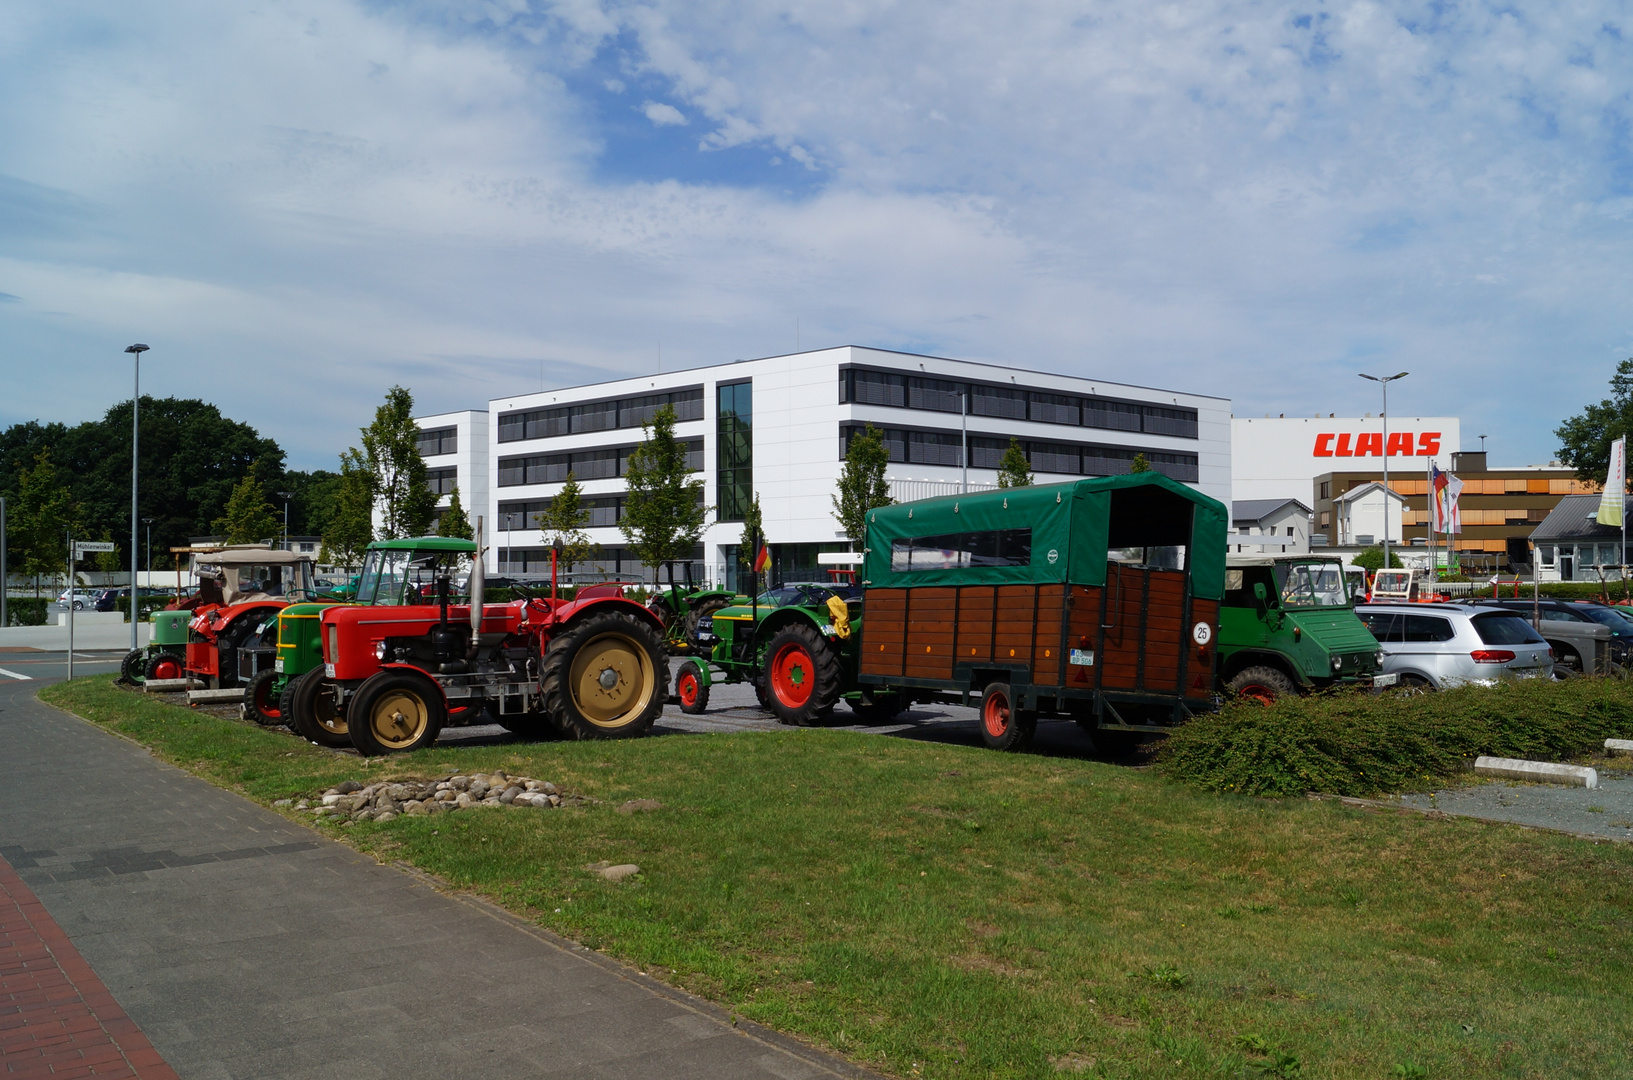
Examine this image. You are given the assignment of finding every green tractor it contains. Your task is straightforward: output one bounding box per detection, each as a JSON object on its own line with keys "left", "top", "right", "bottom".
{"left": 644, "top": 571, "right": 739, "bottom": 657}
{"left": 684, "top": 582, "right": 905, "bottom": 724}
{"left": 118, "top": 610, "right": 194, "bottom": 685}
{"left": 246, "top": 536, "right": 480, "bottom": 745}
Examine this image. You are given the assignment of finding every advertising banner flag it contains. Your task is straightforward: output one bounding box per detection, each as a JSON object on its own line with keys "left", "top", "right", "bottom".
{"left": 1599, "top": 436, "right": 1626, "bottom": 528}
{"left": 1430, "top": 463, "right": 1463, "bottom": 534}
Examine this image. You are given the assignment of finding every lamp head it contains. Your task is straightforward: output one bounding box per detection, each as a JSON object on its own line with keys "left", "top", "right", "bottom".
{"left": 124, "top": 344, "right": 149, "bottom": 355}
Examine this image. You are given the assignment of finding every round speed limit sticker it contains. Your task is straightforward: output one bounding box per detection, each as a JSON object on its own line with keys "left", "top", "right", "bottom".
{"left": 1192, "top": 622, "right": 1213, "bottom": 646}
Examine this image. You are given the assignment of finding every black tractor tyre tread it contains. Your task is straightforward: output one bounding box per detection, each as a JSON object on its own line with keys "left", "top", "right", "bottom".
{"left": 119, "top": 648, "right": 148, "bottom": 685}
{"left": 143, "top": 651, "right": 186, "bottom": 682}
{"left": 675, "top": 660, "right": 711, "bottom": 714}
{"left": 761, "top": 622, "right": 843, "bottom": 727}
{"left": 1226, "top": 664, "right": 1298, "bottom": 702}
{"left": 348, "top": 670, "right": 446, "bottom": 756}
{"left": 286, "top": 668, "right": 351, "bottom": 748}
{"left": 243, "top": 668, "right": 286, "bottom": 727}
{"left": 978, "top": 682, "right": 1036, "bottom": 752}
{"left": 540, "top": 610, "right": 669, "bottom": 741}
{"left": 683, "top": 598, "right": 733, "bottom": 650}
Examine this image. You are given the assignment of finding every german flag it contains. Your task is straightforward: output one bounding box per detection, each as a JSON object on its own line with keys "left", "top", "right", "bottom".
{"left": 753, "top": 545, "right": 771, "bottom": 572}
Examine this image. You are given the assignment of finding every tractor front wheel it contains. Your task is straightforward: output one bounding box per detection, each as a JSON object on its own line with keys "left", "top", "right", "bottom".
{"left": 349, "top": 671, "right": 446, "bottom": 756}
{"left": 675, "top": 660, "right": 710, "bottom": 714}
{"left": 119, "top": 648, "right": 148, "bottom": 685}
{"left": 541, "top": 611, "right": 668, "bottom": 740}
{"left": 144, "top": 651, "right": 186, "bottom": 682}
{"left": 762, "top": 623, "right": 841, "bottom": 727}
{"left": 243, "top": 669, "right": 286, "bottom": 727}
{"left": 1226, "top": 665, "right": 1297, "bottom": 704}
{"left": 284, "top": 668, "right": 350, "bottom": 748}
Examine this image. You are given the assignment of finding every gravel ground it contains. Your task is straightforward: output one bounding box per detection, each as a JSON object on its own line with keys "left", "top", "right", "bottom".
{"left": 1395, "top": 761, "right": 1633, "bottom": 842}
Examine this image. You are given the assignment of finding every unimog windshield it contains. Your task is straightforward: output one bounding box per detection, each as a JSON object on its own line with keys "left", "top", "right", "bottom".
{"left": 1272, "top": 560, "right": 1351, "bottom": 609}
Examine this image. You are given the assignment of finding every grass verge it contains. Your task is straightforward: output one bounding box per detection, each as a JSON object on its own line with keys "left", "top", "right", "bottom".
{"left": 41, "top": 675, "right": 1633, "bottom": 1080}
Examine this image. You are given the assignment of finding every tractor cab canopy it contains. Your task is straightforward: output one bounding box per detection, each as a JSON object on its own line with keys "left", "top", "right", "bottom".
{"left": 191, "top": 546, "right": 317, "bottom": 606}
{"left": 355, "top": 536, "right": 479, "bottom": 606}
{"left": 1225, "top": 554, "right": 1354, "bottom": 610}
{"left": 863, "top": 472, "right": 1227, "bottom": 599}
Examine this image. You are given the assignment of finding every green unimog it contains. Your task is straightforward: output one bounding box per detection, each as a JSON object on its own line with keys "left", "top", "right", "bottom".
{"left": 1217, "top": 554, "right": 1388, "bottom": 701}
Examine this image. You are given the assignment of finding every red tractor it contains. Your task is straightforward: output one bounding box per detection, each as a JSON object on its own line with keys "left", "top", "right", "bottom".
{"left": 316, "top": 548, "right": 668, "bottom": 756}
{"left": 172, "top": 546, "right": 321, "bottom": 689}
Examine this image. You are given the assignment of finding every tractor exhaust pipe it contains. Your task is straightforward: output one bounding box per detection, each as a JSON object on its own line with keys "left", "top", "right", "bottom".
{"left": 471, "top": 516, "right": 486, "bottom": 639}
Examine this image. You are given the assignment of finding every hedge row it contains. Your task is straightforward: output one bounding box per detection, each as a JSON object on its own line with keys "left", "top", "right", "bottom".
{"left": 4, "top": 598, "right": 49, "bottom": 626}
{"left": 1161, "top": 678, "right": 1633, "bottom": 798}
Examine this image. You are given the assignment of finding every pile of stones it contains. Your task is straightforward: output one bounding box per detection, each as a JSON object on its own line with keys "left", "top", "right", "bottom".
{"left": 278, "top": 771, "right": 584, "bottom": 823}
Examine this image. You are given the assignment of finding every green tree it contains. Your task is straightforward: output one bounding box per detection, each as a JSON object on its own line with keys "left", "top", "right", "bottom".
{"left": 833, "top": 423, "right": 892, "bottom": 542}
{"left": 996, "top": 438, "right": 1032, "bottom": 488}
{"left": 214, "top": 470, "right": 281, "bottom": 544}
{"left": 358, "top": 386, "right": 436, "bottom": 539}
{"left": 620, "top": 405, "right": 708, "bottom": 581}
{"left": 13, "top": 450, "right": 76, "bottom": 596}
{"left": 1352, "top": 545, "right": 1404, "bottom": 572}
{"left": 535, "top": 472, "right": 595, "bottom": 570}
{"left": 738, "top": 490, "right": 765, "bottom": 578}
{"left": 1129, "top": 453, "right": 1152, "bottom": 474}
{"left": 320, "top": 449, "right": 375, "bottom": 569}
{"left": 1556, "top": 357, "right": 1633, "bottom": 483}
{"left": 437, "top": 484, "right": 474, "bottom": 541}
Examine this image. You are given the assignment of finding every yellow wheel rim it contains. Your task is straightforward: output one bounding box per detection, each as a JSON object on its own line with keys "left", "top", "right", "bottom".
{"left": 369, "top": 689, "right": 430, "bottom": 749}
{"left": 314, "top": 683, "right": 347, "bottom": 736}
{"left": 568, "top": 632, "right": 655, "bottom": 728}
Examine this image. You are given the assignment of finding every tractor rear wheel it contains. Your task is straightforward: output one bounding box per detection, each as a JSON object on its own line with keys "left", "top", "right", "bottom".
{"left": 684, "top": 598, "right": 732, "bottom": 650}
{"left": 349, "top": 671, "right": 446, "bottom": 756}
{"left": 1227, "top": 665, "right": 1297, "bottom": 704}
{"left": 541, "top": 611, "right": 668, "bottom": 740}
{"left": 144, "top": 651, "right": 186, "bottom": 682}
{"left": 762, "top": 623, "right": 841, "bottom": 726}
{"left": 284, "top": 668, "right": 350, "bottom": 748}
{"left": 243, "top": 669, "right": 286, "bottom": 727}
{"left": 978, "top": 682, "right": 1036, "bottom": 752}
{"left": 675, "top": 660, "right": 710, "bottom": 714}
{"left": 119, "top": 648, "right": 148, "bottom": 685}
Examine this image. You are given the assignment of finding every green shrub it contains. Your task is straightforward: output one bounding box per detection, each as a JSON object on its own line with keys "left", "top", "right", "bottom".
{"left": 5, "top": 598, "right": 48, "bottom": 626}
{"left": 1162, "top": 678, "right": 1633, "bottom": 797}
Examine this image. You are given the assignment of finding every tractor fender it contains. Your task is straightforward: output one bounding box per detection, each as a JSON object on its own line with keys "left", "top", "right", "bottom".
{"left": 752, "top": 607, "right": 829, "bottom": 650}
{"left": 548, "top": 595, "right": 665, "bottom": 635}
{"left": 1219, "top": 649, "right": 1309, "bottom": 687}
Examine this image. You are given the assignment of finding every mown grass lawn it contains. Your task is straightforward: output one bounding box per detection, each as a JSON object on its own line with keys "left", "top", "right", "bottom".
{"left": 41, "top": 676, "right": 1633, "bottom": 1080}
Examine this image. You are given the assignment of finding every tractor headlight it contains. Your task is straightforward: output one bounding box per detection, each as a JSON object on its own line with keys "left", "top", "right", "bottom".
{"left": 1375, "top": 650, "right": 1386, "bottom": 667}
{"left": 373, "top": 640, "right": 387, "bottom": 660}
{"left": 1331, "top": 655, "right": 1343, "bottom": 672}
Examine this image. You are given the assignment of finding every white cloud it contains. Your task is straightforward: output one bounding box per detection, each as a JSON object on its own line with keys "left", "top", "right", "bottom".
{"left": 641, "top": 100, "right": 688, "bottom": 126}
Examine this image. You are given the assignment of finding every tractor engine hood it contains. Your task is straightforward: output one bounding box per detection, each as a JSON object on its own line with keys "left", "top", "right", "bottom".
{"left": 1284, "top": 609, "right": 1379, "bottom": 655}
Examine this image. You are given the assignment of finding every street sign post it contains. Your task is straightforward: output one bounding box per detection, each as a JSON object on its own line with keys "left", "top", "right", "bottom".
{"left": 74, "top": 542, "right": 116, "bottom": 555}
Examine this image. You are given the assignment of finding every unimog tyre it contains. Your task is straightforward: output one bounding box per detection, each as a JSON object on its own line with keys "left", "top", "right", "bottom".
{"left": 978, "top": 682, "right": 1036, "bottom": 752}
{"left": 675, "top": 660, "right": 710, "bottom": 714}
{"left": 541, "top": 610, "right": 669, "bottom": 740}
{"left": 848, "top": 688, "right": 907, "bottom": 724}
{"left": 763, "top": 623, "right": 842, "bottom": 726}
{"left": 283, "top": 668, "right": 351, "bottom": 748}
{"left": 348, "top": 670, "right": 446, "bottom": 756}
{"left": 1226, "top": 665, "right": 1297, "bottom": 704}
{"left": 243, "top": 669, "right": 286, "bottom": 727}
{"left": 119, "top": 648, "right": 148, "bottom": 685}
{"left": 144, "top": 651, "right": 186, "bottom": 682}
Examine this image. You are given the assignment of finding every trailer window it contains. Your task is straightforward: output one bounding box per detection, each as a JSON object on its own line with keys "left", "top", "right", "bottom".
{"left": 890, "top": 529, "right": 1032, "bottom": 572}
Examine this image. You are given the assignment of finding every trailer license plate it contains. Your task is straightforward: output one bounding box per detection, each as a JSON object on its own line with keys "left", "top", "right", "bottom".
{"left": 1070, "top": 649, "right": 1095, "bottom": 667}
{"left": 274, "top": 658, "right": 284, "bottom": 673}
{"left": 324, "top": 663, "right": 335, "bottom": 678}
{"left": 1373, "top": 673, "right": 1398, "bottom": 687}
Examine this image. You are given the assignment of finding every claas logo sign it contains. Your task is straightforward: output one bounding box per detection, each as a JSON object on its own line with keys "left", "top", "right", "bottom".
{"left": 1314, "top": 432, "right": 1442, "bottom": 457}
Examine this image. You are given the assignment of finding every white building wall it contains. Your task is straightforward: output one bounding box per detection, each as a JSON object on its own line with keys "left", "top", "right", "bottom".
{"left": 416, "top": 410, "right": 488, "bottom": 528}
{"left": 1233, "top": 416, "right": 1460, "bottom": 505}
{"left": 1230, "top": 504, "right": 1311, "bottom": 554}
{"left": 1336, "top": 489, "right": 1406, "bottom": 546}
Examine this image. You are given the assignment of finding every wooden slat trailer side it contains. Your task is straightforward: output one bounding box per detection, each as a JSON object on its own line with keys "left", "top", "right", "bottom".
{"left": 856, "top": 473, "right": 1228, "bottom": 752}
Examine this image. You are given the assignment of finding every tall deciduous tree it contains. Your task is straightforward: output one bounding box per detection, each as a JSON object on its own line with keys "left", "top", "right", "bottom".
{"left": 833, "top": 423, "right": 892, "bottom": 543}
{"left": 358, "top": 386, "right": 436, "bottom": 539}
{"left": 996, "top": 438, "right": 1033, "bottom": 488}
{"left": 214, "top": 470, "right": 281, "bottom": 544}
{"left": 437, "top": 484, "right": 474, "bottom": 541}
{"left": 620, "top": 405, "right": 707, "bottom": 581}
{"left": 320, "top": 449, "right": 375, "bottom": 569}
{"left": 535, "top": 472, "right": 595, "bottom": 570}
{"left": 1556, "top": 357, "right": 1633, "bottom": 484}
{"left": 13, "top": 450, "right": 76, "bottom": 596}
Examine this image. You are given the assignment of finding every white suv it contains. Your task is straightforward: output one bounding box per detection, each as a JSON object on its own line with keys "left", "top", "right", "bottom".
{"left": 1355, "top": 604, "right": 1553, "bottom": 690}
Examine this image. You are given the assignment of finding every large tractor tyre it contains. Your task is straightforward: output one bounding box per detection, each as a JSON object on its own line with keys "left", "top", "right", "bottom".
{"left": 541, "top": 610, "right": 669, "bottom": 740}
{"left": 1226, "top": 665, "right": 1297, "bottom": 705}
{"left": 144, "top": 651, "right": 186, "bottom": 683}
{"left": 119, "top": 648, "right": 149, "bottom": 685}
{"left": 243, "top": 669, "right": 286, "bottom": 727}
{"left": 684, "top": 598, "right": 733, "bottom": 650}
{"left": 348, "top": 671, "right": 446, "bottom": 756}
{"left": 978, "top": 682, "right": 1036, "bottom": 752}
{"left": 284, "top": 668, "right": 351, "bottom": 748}
{"left": 848, "top": 688, "right": 908, "bottom": 724}
{"left": 753, "top": 679, "right": 772, "bottom": 710}
{"left": 675, "top": 660, "right": 710, "bottom": 714}
{"left": 762, "top": 623, "right": 842, "bottom": 727}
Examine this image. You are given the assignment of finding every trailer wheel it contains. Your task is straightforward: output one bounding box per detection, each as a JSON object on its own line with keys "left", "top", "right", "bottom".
{"left": 243, "top": 669, "right": 285, "bottom": 727}
{"left": 541, "top": 611, "right": 668, "bottom": 740}
{"left": 1226, "top": 665, "right": 1296, "bottom": 704}
{"left": 763, "top": 623, "right": 841, "bottom": 726}
{"left": 144, "top": 651, "right": 185, "bottom": 682}
{"left": 119, "top": 648, "right": 148, "bottom": 685}
{"left": 349, "top": 671, "right": 445, "bottom": 756}
{"left": 848, "top": 689, "right": 906, "bottom": 723}
{"left": 978, "top": 682, "right": 1036, "bottom": 752}
{"left": 285, "top": 668, "right": 350, "bottom": 748}
{"left": 675, "top": 660, "right": 710, "bottom": 714}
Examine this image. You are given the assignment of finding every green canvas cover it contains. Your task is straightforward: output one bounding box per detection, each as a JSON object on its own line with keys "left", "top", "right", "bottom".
{"left": 862, "top": 472, "right": 1227, "bottom": 600}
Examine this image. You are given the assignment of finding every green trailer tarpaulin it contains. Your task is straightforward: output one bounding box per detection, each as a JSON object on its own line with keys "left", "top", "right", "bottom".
{"left": 862, "top": 472, "right": 1227, "bottom": 599}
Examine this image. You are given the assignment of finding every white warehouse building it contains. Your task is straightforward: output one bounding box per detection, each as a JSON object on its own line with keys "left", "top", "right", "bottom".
{"left": 416, "top": 346, "right": 1230, "bottom": 587}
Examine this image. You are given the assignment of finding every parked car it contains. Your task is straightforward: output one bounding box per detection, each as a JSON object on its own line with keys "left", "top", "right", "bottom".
{"left": 94, "top": 588, "right": 127, "bottom": 612}
{"left": 55, "top": 588, "right": 99, "bottom": 610}
{"left": 1355, "top": 603, "right": 1553, "bottom": 689}
{"left": 1455, "top": 599, "right": 1624, "bottom": 675}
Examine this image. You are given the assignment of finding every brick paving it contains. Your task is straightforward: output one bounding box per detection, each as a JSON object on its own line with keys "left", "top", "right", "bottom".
{"left": 0, "top": 853, "right": 178, "bottom": 1079}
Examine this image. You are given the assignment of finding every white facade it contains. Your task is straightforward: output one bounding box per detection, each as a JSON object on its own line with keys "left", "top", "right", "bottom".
{"left": 1332, "top": 482, "right": 1407, "bottom": 546}
{"left": 1230, "top": 499, "right": 1312, "bottom": 554}
{"left": 1233, "top": 415, "right": 1460, "bottom": 505}
{"left": 416, "top": 410, "right": 489, "bottom": 529}
{"left": 422, "top": 346, "right": 1230, "bottom": 585}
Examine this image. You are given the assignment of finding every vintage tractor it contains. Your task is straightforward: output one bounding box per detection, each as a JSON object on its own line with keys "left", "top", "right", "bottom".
{"left": 318, "top": 540, "right": 669, "bottom": 756}
{"left": 118, "top": 610, "right": 193, "bottom": 685}
{"left": 177, "top": 546, "right": 320, "bottom": 695}
{"left": 644, "top": 568, "right": 739, "bottom": 657}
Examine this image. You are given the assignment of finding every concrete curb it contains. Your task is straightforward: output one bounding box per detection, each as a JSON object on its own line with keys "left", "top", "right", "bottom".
{"left": 187, "top": 688, "right": 246, "bottom": 704}
{"left": 1473, "top": 755, "right": 1598, "bottom": 788}
{"left": 144, "top": 679, "right": 196, "bottom": 693}
{"left": 1307, "top": 792, "right": 1630, "bottom": 845}
{"left": 1606, "top": 739, "right": 1633, "bottom": 756}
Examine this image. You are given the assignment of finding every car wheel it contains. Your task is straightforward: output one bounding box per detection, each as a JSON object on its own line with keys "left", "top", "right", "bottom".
{"left": 978, "top": 682, "right": 1036, "bottom": 752}
{"left": 1226, "top": 665, "right": 1297, "bottom": 704}
{"left": 1393, "top": 673, "right": 1434, "bottom": 696}
{"left": 348, "top": 670, "right": 446, "bottom": 756}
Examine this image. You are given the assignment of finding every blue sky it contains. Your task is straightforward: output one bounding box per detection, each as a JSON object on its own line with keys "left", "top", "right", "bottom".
{"left": 3, "top": 0, "right": 1632, "bottom": 470}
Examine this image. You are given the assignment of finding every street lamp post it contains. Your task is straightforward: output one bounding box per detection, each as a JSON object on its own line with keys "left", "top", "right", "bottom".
{"left": 143, "top": 518, "right": 153, "bottom": 575}
{"left": 1358, "top": 371, "right": 1410, "bottom": 574}
{"left": 125, "top": 344, "right": 149, "bottom": 649}
{"left": 278, "top": 492, "right": 295, "bottom": 550}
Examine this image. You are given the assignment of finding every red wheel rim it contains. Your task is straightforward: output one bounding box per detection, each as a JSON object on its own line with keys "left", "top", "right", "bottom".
{"left": 153, "top": 658, "right": 182, "bottom": 680}
{"left": 678, "top": 671, "right": 699, "bottom": 706}
{"left": 771, "top": 643, "right": 814, "bottom": 708}
{"left": 255, "top": 680, "right": 282, "bottom": 719}
{"left": 982, "top": 691, "right": 1010, "bottom": 738}
{"left": 1237, "top": 684, "right": 1275, "bottom": 705}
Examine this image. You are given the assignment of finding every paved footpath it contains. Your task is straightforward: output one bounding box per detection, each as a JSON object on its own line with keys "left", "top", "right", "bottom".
{"left": 0, "top": 677, "right": 869, "bottom": 1080}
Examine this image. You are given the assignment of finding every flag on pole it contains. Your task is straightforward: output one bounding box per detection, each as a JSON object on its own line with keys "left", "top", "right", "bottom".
{"left": 1599, "top": 436, "right": 1626, "bottom": 528}
{"left": 753, "top": 544, "right": 771, "bottom": 572}
{"left": 1430, "top": 462, "right": 1463, "bottom": 534}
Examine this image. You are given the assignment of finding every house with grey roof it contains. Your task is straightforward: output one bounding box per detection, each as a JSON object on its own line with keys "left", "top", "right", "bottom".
{"left": 1529, "top": 493, "right": 1630, "bottom": 582}
{"left": 1231, "top": 498, "right": 1312, "bottom": 554}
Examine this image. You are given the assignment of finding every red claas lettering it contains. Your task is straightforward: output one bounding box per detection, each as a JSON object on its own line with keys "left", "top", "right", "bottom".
{"left": 1314, "top": 433, "right": 1335, "bottom": 457}
{"left": 1418, "top": 432, "right": 1441, "bottom": 455}
{"left": 1354, "top": 432, "right": 1383, "bottom": 456}
{"left": 1386, "top": 432, "right": 1413, "bottom": 456}
{"left": 1335, "top": 433, "right": 1353, "bottom": 456}
{"left": 1312, "top": 430, "right": 1443, "bottom": 457}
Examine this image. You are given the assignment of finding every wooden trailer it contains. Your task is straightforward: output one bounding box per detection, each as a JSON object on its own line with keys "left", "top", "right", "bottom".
{"left": 856, "top": 473, "right": 1227, "bottom": 751}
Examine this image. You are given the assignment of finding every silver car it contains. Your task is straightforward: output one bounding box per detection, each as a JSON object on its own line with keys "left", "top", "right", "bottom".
{"left": 1355, "top": 604, "right": 1553, "bottom": 689}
